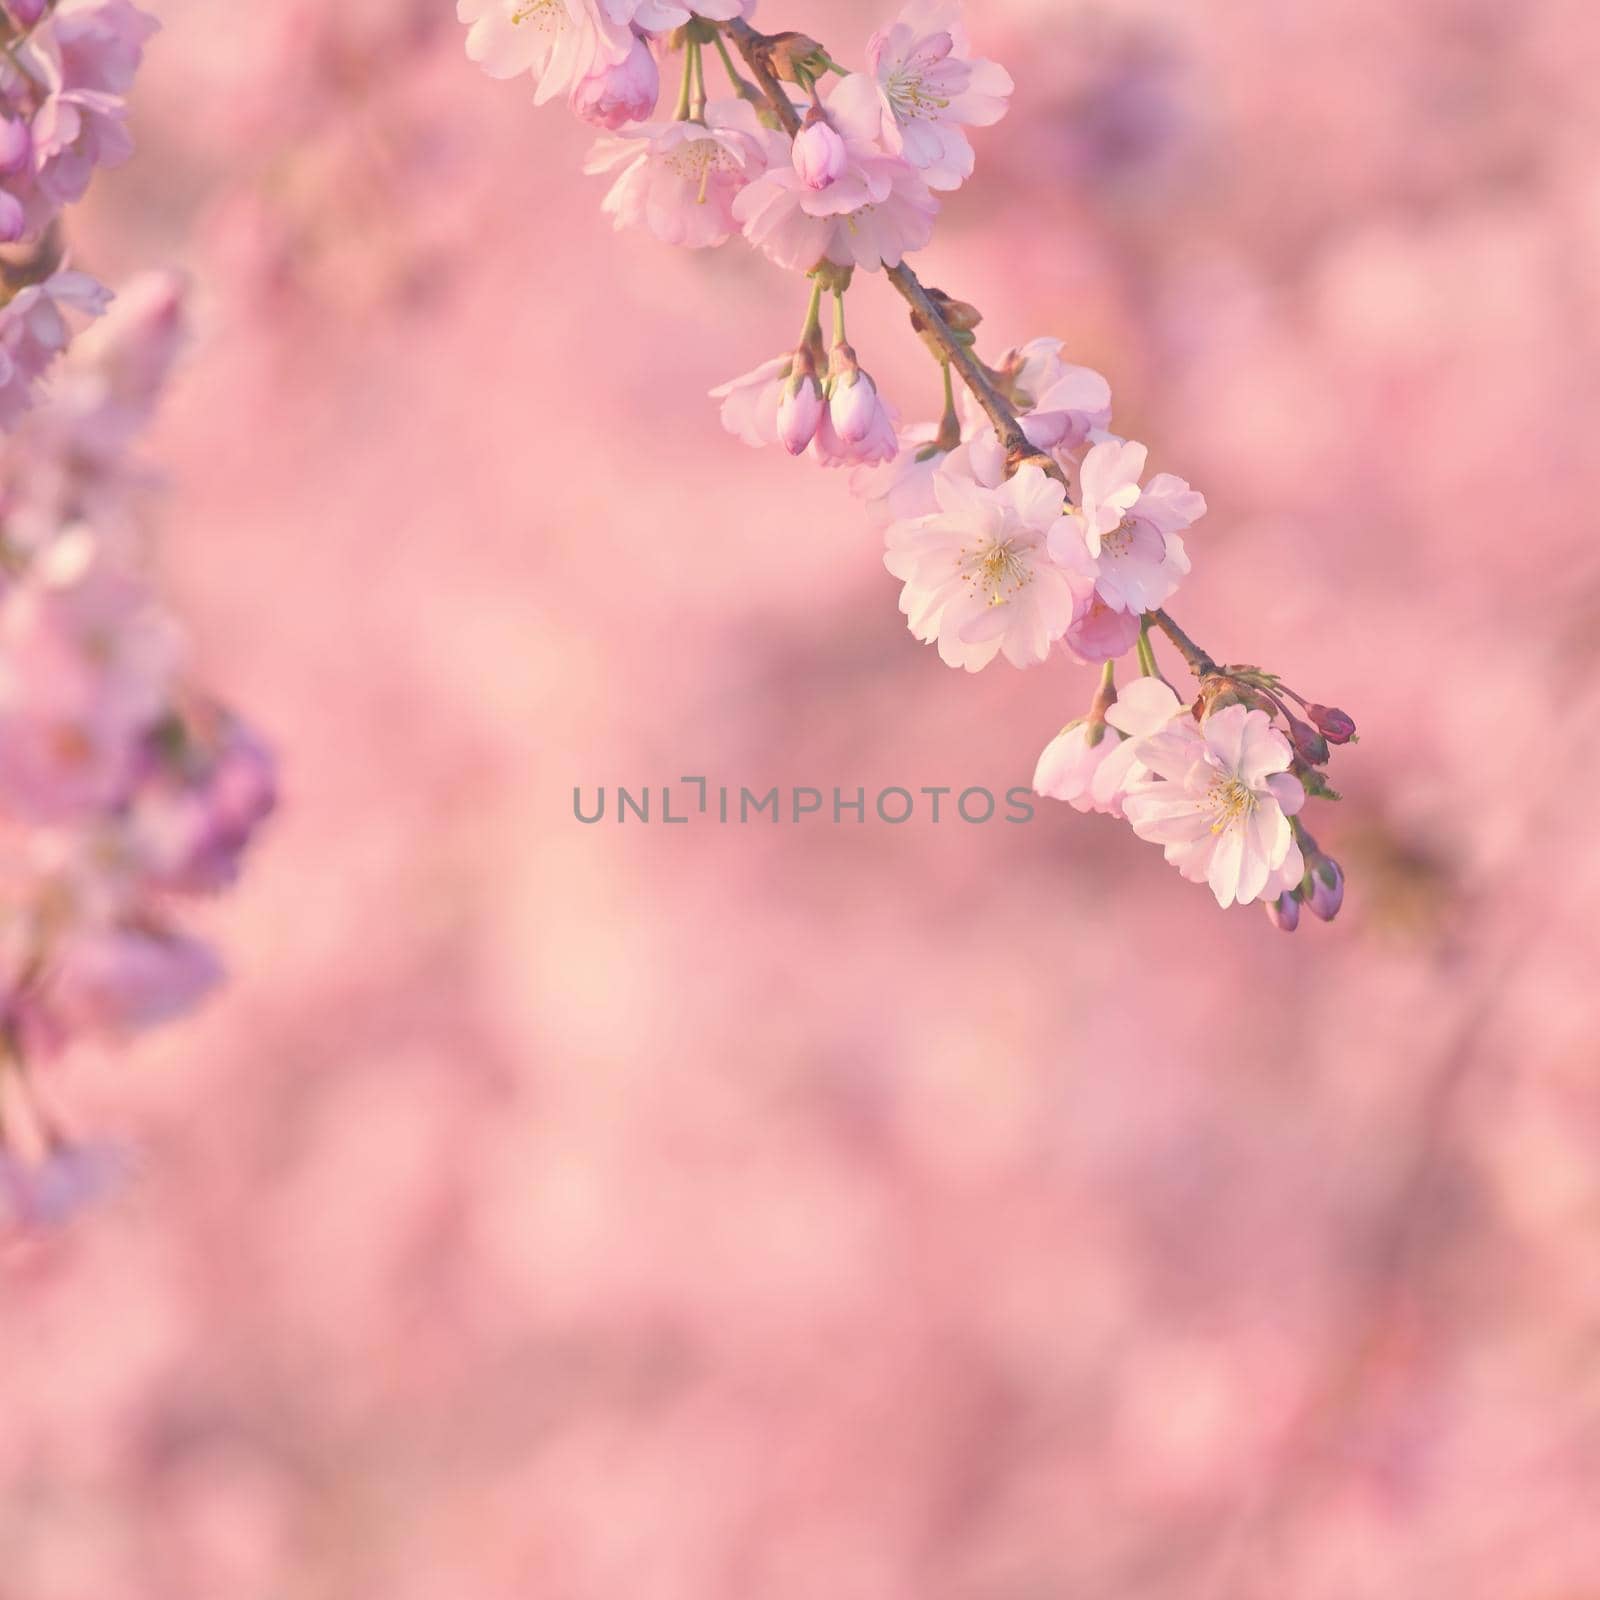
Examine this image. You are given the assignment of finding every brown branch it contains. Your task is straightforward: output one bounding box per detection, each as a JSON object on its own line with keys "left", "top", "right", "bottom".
{"left": 883, "top": 264, "right": 1039, "bottom": 465}
{"left": 725, "top": 23, "right": 1043, "bottom": 468}
{"left": 1149, "top": 609, "right": 1218, "bottom": 679}
{"left": 725, "top": 20, "right": 801, "bottom": 132}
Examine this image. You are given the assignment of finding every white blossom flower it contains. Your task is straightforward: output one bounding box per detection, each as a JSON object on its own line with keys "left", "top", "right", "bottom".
{"left": 1051, "top": 436, "right": 1204, "bottom": 616}
{"left": 1122, "top": 703, "right": 1306, "bottom": 908}
{"left": 832, "top": 0, "right": 1013, "bottom": 192}
{"left": 885, "top": 450, "right": 1094, "bottom": 671}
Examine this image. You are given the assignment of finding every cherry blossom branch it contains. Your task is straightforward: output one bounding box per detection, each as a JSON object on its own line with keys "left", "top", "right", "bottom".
{"left": 727, "top": 20, "right": 1051, "bottom": 469}
{"left": 727, "top": 18, "right": 1223, "bottom": 675}
{"left": 721, "top": 20, "right": 798, "bottom": 129}
{"left": 1148, "top": 608, "right": 1218, "bottom": 679}
{"left": 461, "top": 0, "right": 1354, "bottom": 929}
{"left": 884, "top": 262, "right": 1039, "bottom": 464}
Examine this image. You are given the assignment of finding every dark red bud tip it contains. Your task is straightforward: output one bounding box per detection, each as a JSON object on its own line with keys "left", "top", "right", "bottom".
{"left": 1287, "top": 715, "right": 1330, "bottom": 767}
{"left": 1306, "top": 704, "right": 1357, "bottom": 744}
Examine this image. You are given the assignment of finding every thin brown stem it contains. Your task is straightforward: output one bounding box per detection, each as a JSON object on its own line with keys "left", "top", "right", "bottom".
{"left": 1149, "top": 609, "right": 1218, "bottom": 679}
{"left": 883, "top": 263, "right": 1038, "bottom": 465}
{"left": 725, "top": 20, "right": 801, "bottom": 133}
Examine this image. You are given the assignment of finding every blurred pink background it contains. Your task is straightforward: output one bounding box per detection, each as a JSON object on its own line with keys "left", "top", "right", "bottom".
{"left": 4, "top": 0, "right": 1600, "bottom": 1594}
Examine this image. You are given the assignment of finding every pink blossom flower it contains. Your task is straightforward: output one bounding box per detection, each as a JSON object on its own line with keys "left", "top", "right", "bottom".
{"left": 0, "top": 271, "right": 184, "bottom": 558}
{"left": 36, "top": 0, "right": 158, "bottom": 97}
{"left": 734, "top": 91, "right": 938, "bottom": 271}
{"left": 1061, "top": 594, "right": 1141, "bottom": 664}
{"left": 457, "top": 0, "right": 632, "bottom": 105}
{"left": 1089, "top": 675, "right": 1187, "bottom": 817}
{"left": 1022, "top": 365, "right": 1113, "bottom": 451}
{"left": 849, "top": 423, "right": 945, "bottom": 527}
{"left": 810, "top": 398, "right": 898, "bottom": 469}
{"left": 884, "top": 451, "right": 1094, "bottom": 671}
{"left": 957, "top": 337, "right": 1112, "bottom": 453}
{"left": 830, "top": 0, "right": 1013, "bottom": 192}
{"left": 0, "top": 268, "right": 111, "bottom": 430}
{"left": 1123, "top": 703, "right": 1306, "bottom": 908}
{"left": 627, "top": 0, "right": 752, "bottom": 26}
{"left": 1263, "top": 838, "right": 1307, "bottom": 903}
{"left": 585, "top": 98, "right": 768, "bottom": 249}
{"left": 710, "top": 340, "right": 898, "bottom": 465}
{"left": 48, "top": 267, "right": 185, "bottom": 461}
{"left": 569, "top": 32, "right": 659, "bottom": 130}
{"left": 29, "top": 85, "right": 136, "bottom": 204}
{"left": 1036, "top": 676, "right": 1186, "bottom": 816}
{"left": 1033, "top": 720, "right": 1115, "bottom": 812}
{"left": 1259, "top": 834, "right": 1311, "bottom": 929}
{"left": 708, "top": 352, "right": 791, "bottom": 448}
{"left": 0, "top": 0, "right": 154, "bottom": 236}
{"left": 0, "top": 526, "right": 179, "bottom": 818}
{"left": 1053, "top": 436, "right": 1205, "bottom": 616}
{"left": 48, "top": 923, "right": 224, "bottom": 1036}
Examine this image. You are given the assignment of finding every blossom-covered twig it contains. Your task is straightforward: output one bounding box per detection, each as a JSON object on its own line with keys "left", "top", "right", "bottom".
{"left": 457, "top": 0, "right": 1354, "bottom": 928}
{"left": 0, "top": 1, "right": 274, "bottom": 1230}
{"left": 725, "top": 19, "right": 1034, "bottom": 462}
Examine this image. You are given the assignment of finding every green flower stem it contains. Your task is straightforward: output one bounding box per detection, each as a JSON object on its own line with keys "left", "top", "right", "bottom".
{"left": 799, "top": 277, "right": 825, "bottom": 347}
{"left": 674, "top": 39, "right": 697, "bottom": 122}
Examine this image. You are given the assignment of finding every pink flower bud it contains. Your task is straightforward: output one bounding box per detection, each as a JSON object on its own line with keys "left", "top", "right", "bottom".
{"left": 778, "top": 353, "right": 824, "bottom": 455}
{"left": 0, "top": 117, "right": 30, "bottom": 176}
{"left": 569, "top": 34, "right": 659, "bottom": 130}
{"left": 1305, "top": 703, "right": 1357, "bottom": 744}
{"left": 792, "top": 120, "right": 848, "bottom": 191}
{"left": 4, "top": 0, "right": 47, "bottom": 26}
{"left": 1285, "top": 710, "right": 1330, "bottom": 767}
{"left": 1305, "top": 856, "right": 1345, "bottom": 922}
{"left": 1264, "top": 892, "right": 1301, "bottom": 933}
{"left": 829, "top": 368, "right": 880, "bottom": 445}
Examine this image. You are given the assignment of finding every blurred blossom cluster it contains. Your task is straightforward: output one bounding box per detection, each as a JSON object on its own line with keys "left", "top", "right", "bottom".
{"left": 0, "top": 272, "right": 274, "bottom": 1227}
{"left": 0, "top": 1, "right": 273, "bottom": 1225}
{"left": 0, "top": 0, "right": 157, "bottom": 420}
{"left": 2, "top": 0, "right": 1599, "bottom": 1596}
{"left": 459, "top": 0, "right": 1356, "bottom": 924}
{"left": 201, "top": 0, "right": 463, "bottom": 311}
